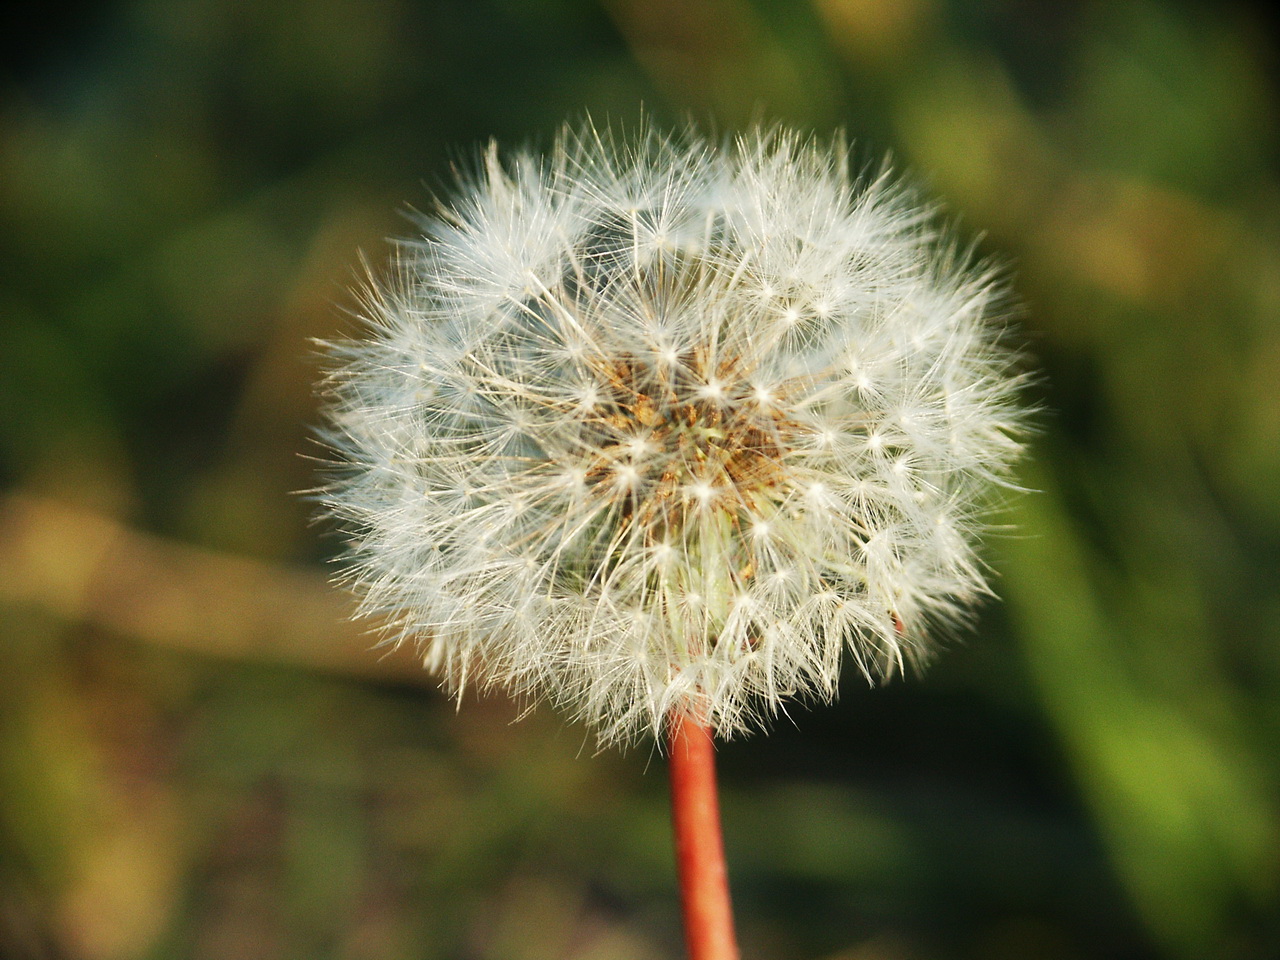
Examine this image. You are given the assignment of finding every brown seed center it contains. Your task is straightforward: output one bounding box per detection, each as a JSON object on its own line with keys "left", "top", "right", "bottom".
{"left": 581, "top": 347, "right": 793, "bottom": 535}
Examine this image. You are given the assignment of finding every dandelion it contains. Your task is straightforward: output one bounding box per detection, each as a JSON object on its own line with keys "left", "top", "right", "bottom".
{"left": 318, "top": 121, "right": 1028, "bottom": 959}
{"left": 321, "top": 121, "right": 1025, "bottom": 740}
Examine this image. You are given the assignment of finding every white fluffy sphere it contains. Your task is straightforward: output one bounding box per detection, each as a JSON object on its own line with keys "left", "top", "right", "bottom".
{"left": 320, "top": 123, "right": 1028, "bottom": 744}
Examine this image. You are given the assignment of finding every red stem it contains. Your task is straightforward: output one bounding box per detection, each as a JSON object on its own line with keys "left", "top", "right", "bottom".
{"left": 668, "top": 713, "right": 740, "bottom": 960}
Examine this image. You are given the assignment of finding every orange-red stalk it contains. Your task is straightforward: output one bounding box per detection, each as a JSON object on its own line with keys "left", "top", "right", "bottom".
{"left": 668, "top": 714, "right": 740, "bottom": 960}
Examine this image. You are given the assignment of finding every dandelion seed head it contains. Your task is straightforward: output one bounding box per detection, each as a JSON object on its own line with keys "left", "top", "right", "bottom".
{"left": 319, "top": 121, "right": 1029, "bottom": 745}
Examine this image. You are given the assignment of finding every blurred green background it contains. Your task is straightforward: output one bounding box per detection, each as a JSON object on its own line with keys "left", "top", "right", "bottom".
{"left": 2, "top": 1, "right": 1278, "bottom": 958}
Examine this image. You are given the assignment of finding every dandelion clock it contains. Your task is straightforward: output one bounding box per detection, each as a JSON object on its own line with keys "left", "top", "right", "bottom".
{"left": 318, "top": 122, "right": 1029, "bottom": 959}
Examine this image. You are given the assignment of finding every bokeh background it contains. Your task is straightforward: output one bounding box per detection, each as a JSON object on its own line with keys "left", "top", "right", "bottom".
{"left": 2, "top": 1, "right": 1279, "bottom": 958}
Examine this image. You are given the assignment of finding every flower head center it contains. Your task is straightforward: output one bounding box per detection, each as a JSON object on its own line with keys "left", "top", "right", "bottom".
{"left": 583, "top": 347, "right": 790, "bottom": 536}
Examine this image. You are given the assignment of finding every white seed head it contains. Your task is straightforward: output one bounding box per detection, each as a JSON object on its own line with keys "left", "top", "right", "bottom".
{"left": 319, "top": 122, "right": 1029, "bottom": 746}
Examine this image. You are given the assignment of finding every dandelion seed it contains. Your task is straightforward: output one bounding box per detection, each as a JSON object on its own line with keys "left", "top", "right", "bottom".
{"left": 318, "top": 121, "right": 1028, "bottom": 747}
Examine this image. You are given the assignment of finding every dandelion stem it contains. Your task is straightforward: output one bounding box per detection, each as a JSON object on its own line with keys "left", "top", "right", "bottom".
{"left": 669, "top": 713, "right": 740, "bottom": 960}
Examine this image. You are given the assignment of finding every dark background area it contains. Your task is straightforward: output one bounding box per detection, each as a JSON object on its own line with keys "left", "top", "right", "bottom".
{"left": 2, "top": 1, "right": 1279, "bottom": 958}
